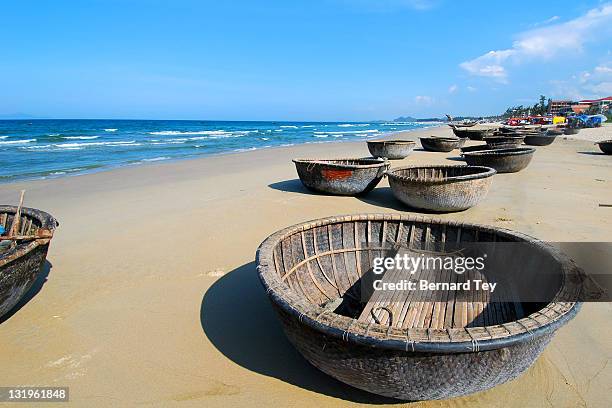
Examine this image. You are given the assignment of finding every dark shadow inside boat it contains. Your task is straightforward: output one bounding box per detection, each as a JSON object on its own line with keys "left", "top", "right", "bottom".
{"left": 200, "top": 261, "right": 401, "bottom": 404}
{"left": 0, "top": 260, "right": 52, "bottom": 325}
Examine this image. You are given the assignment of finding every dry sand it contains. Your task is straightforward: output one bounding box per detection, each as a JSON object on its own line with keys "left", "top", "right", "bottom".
{"left": 0, "top": 126, "right": 610, "bottom": 407}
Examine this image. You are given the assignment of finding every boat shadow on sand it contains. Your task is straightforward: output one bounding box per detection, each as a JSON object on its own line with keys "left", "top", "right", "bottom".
{"left": 0, "top": 260, "right": 52, "bottom": 325}
{"left": 269, "top": 179, "right": 451, "bottom": 214}
{"left": 200, "top": 261, "right": 400, "bottom": 404}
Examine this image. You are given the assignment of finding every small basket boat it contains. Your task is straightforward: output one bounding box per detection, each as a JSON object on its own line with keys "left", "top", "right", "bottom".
{"left": 293, "top": 158, "right": 389, "bottom": 195}
{"left": 367, "top": 140, "right": 416, "bottom": 160}
{"left": 0, "top": 206, "right": 58, "bottom": 320}
{"left": 523, "top": 134, "right": 557, "bottom": 146}
{"left": 596, "top": 140, "right": 612, "bottom": 154}
{"left": 546, "top": 128, "right": 564, "bottom": 136}
{"left": 483, "top": 135, "right": 525, "bottom": 149}
{"left": 439, "top": 135, "right": 467, "bottom": 148}
{"left": 257, "top": 214, "right": 581, "bottom": 400}
{"left": 563, "top": 128, "right": 580, "bottom": 135}
{"left": 420, "top": 137, "right": 461, "bottom": 152}
{"left": 460, "top": 144, "right": 493, "bottom": 154}
{"left": 452, "top": 127, "right": 495, "bottom": 140}
{"left": 463, "top": 147, "right": 535, "bottom": 173}
{"left": 387, "top": 165, "right": 496, "bottom": 212}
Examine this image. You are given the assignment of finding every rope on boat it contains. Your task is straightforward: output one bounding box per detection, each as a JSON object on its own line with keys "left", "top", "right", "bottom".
{"left": 466, "top": 329, "right": 480, "bottom": 352}
{"left": 342, "top": 319, "right": 356, "bottom": 342}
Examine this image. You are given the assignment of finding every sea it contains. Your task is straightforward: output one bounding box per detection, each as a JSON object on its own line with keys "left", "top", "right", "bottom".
{"left": 0, "top": 119, "right": 438, "bottom": 182}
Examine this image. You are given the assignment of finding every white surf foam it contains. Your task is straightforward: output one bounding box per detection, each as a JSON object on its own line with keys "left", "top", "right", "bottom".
{"left": 0, "top": 139, "right": 36, "bottom": 145}
{"left": 62, "top": 136, "right": 100, "bottom": 140}
{"left": 149, "top": 130, "right": 231, "bottom": 136}
{"left": 54, "top": 140, "right": 137, "bottom": 148}
{"left": 142, "top": 156, "right": 170, "bottom": 162}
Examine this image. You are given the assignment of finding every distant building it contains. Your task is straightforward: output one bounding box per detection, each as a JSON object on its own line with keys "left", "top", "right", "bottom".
{"left": 548, "top": 100, "right": 572, "bottom": 115}
{"left": 571, "top": 104, "right": 590, "bottom": 114}
{"left": 578, "top": 96, "right": 612, "bottom": 113}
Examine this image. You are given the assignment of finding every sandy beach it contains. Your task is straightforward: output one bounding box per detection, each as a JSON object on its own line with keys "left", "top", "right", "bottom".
{"left": 0, "top": 125, "right": 611, "bottom": 407}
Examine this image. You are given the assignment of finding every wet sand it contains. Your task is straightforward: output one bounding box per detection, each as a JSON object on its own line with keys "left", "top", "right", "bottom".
{"left": 0, "top": 125, "right": 610, "bottom": 407}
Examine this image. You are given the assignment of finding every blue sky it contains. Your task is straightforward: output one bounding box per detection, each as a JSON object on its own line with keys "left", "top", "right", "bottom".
{"left": 1, "top": 0, "right": 611, "bottom": 121}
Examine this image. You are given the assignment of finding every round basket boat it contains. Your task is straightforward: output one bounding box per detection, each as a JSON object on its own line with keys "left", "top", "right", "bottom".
{"left": 293, "top": 158, "right": 389, "bottom": 196}
{"left": 523, "top": 134, "right": 557, "bottom": 146}
{"left": 483, "top": 135, "right": 525, "bottom": 149}
{"left": 563, "top": 128, "right": 580, "bottom": 135}
{"left": 546, "top": 128, "right": 564, "bottom": 136}
{"left": 367, "top": 140, "right": 416, "bottom": 160}
{"left": 387, "top": 165, "right": 496, "bottom": 212}
{"left": 0, "top": 206, "right": 58, "bottom": 320}
{"left": 256, "top": 214, "right": 581, "bottom": 401}
{"left": 596, "top": 140, "right": 612, "bottom": 154}
{"left": 463, "top": 147, "right": 535, "bottom": 173}
{"left": 460, "top": 144, "right": 494, "bottom": 154}
{"left": 420, "top": 137, "right": 461, "bottom": 152}
{"left": 452, "top": 128, "right": 495, "bottom": 140}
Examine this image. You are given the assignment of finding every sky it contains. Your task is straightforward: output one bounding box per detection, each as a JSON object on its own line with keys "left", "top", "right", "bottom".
{"left": 1, "top": 0, "right": 611, "bottom": 121}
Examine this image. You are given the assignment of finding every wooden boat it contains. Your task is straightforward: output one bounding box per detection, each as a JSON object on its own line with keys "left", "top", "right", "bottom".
{"left": 367, "top": 140, "right": 416, "bottom": 160}
{"left": 596, "top": 140, "right": 612, "bottom": 154}
{"left": 420, "top": 137, "right": 461, "bottom": 152}
{"left": 523, "top": 134, "right": 557, "bottom": 146}
{"left": 563, "top": 128, "right": 580, "bottom": 135}
{"left": 387, "top": 165, "right": 496, "bottom": 212}
{"left": 0, "top": 206, "right": 58, "bottom": 320}
{"left": 460, "top": 144, "right": 494, "bottom": 154}
{"left": 483, "top": 135, "right": 525, "bottom": 149}
{"left": 293, "top": 158, "right": 389, "bottom": 195}
{"left": 463, "top": 147, "right": 535, "bottom": 173}
{"left": 257, "top": 214, "right": 582, "bottom": 400}
{"left": 451, "top": 127, "right": 495, "bottom": 140}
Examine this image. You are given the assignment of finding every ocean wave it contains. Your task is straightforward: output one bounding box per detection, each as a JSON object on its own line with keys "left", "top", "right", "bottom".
{"left": 104, "top": 128, "right": 118, "bottom": 132}
{"left": 0, "top": 139, "right": 36, "bottom": 145}
{"left": 280, "top": 125, "right": 298, "bottom": 129}
{"left": 234, "top": 147, "right": 257, "bottom": 152}
{"left": 54, "top": 140, "right": 138, "bottom": 148}
{"left": 62, "top": 136, "right": 100, "bottom": 140}
{"left": 274, "top": 129, "right": 283, "bottom": 132}
{"left": 0, "top": 136, "right": 8, "bottom": 139}
{"left": 150, "top": 141, "right": 186, "bottom": 145}
{"left": 301, "top": 125, "right": 315, "bottom": 128}
{"left": 314, "top": 134, "right": 329, "bottom": 138}
{"left": 20, "top": 144, "right": 52, "bottom": 150}
{"left": 314, "top": 129, "right": 378, "bottom": 135}
{"left": 338, "top": 123, "right": 370, "bottom": 127}
{"left": 260, "top": 137, "right": 270, "bottom": 141}
{"left": 148, "top": 130, "right": 231, "bottom": 136}
{"left": 141, "top": 156, "right": 170, "bottom": 162}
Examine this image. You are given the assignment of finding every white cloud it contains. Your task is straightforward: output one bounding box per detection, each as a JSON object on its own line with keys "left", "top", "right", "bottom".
{"left": 466, "top": 86, "right": 477, "bottom": 92}
{"left": 460, "top": 3, "right": 612, "bottom": 82}
{"left": 531, "top": 15, "right": 560, "bottom": 27}
{"left": 448, "top": 84, "right": 458, "bottom": 93}
{"left": 550, "top": 62, "right": 612, "bottom": 99}
{"left": 414, "top": 95, "right": 434, "bottom": 105}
